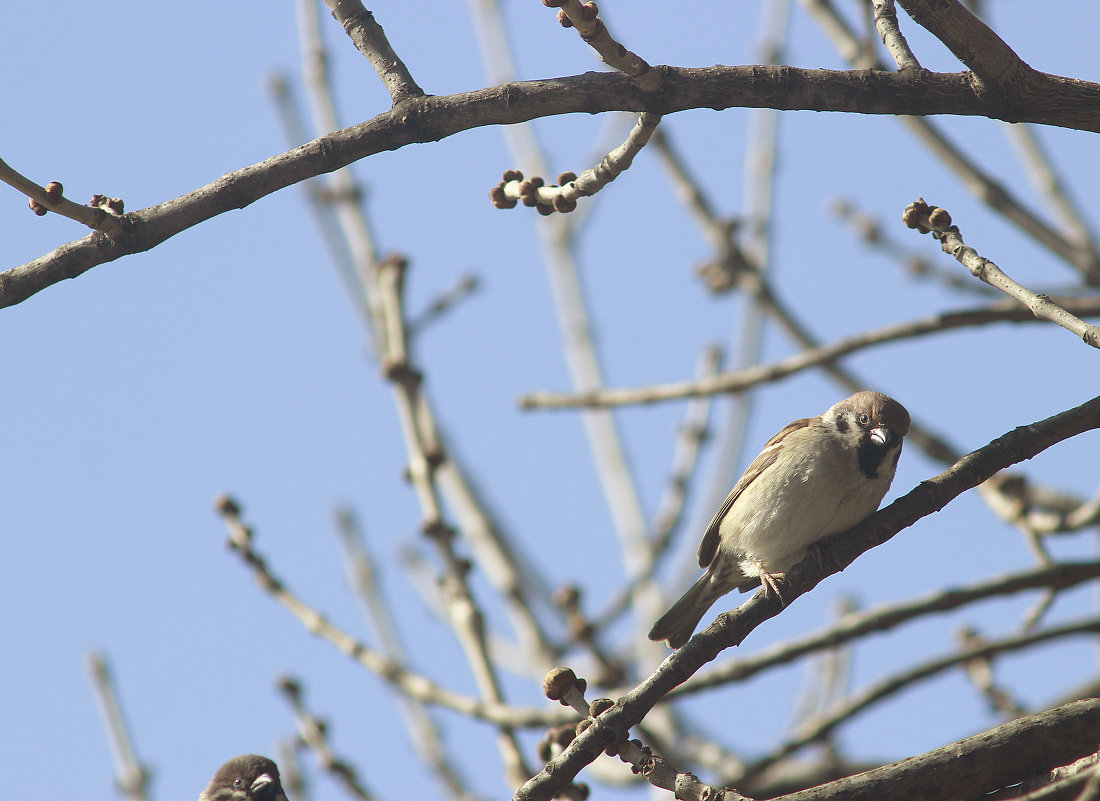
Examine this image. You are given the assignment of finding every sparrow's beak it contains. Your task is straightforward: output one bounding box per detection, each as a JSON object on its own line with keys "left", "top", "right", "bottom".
{"left": 251, "top": 774, "right": 273, "bottom": 795}
{"left": 870, "top": 426, "right": 893, "bottom": 446}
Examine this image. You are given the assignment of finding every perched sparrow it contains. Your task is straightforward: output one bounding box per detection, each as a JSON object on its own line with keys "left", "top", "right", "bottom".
{"left": 649, "top": 391, "right": 910, "bottom": 648}
{"left": 199, "top": 754, "right": 289, "bottom": 801}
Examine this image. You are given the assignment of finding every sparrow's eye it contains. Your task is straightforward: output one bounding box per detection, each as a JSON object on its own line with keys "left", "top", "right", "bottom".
{"left": 233, "top": 779, "right": 245, "bottom": 788}
{"left": 858, "top": 413, "right": 870, "bottom": 426}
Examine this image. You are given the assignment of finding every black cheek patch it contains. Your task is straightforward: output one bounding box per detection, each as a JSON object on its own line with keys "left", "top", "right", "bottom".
{"left": 857, "top": 436, "right": 887, "bottom": 479}
{"left": 835, "top": 415, "right": 850, "bottom": 434}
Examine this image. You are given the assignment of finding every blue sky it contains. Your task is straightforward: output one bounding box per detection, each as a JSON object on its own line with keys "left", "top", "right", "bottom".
{"left": 2, "top": 2, "right": 1098, "bottom": 799}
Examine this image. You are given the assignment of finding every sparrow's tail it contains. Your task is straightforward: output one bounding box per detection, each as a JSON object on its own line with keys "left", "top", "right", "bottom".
{"left": 649, "top": 570, "right": 729, "bottom": 649}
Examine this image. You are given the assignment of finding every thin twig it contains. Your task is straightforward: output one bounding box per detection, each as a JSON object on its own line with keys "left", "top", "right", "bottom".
{"left": 594, "top": 344, "right": 723, "bottom": 630}
{"left": 277, "top": 676, "right": 378, "bottom": 801}
{"left": 374, "top": 254, "right": 534, "bottom": 788}
{"left": 744, "top": 618, "right": 1100, "bottom": 778}
{"left": 673, "top": 560, "right": 1100, "bottom": 698}
{"left": 213, "top": 495, "right": 574, "bottom": 729}
{"left": 491, "top": 112, "right": 662, "bottom": 214}
{"left": 904, "top": 199, "right": 1100, "bottom": 348}
{"left": 542, "top": 0, "right": 656, "bottom": 89}
{"left": 519, "top": 296, "right": 1100, "bottom": 409}
{"left": 334, "top": 509, "right": 483, "bottom": 801}
{"left": 85, "top": 652, "right": 151, "bottom": 801}
{"left": 802, "top": 0, "right": 1100, "bottom": 281}
{"left": 0, "top": 157, "right": 126, "bottom": 236}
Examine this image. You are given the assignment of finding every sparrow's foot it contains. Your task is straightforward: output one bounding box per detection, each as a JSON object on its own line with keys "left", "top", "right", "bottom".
{"left": 760, "top": 570, "right": 790, "bottom": 607}
{"left": 806, "top": 538, "right": 839, "bottom": 574}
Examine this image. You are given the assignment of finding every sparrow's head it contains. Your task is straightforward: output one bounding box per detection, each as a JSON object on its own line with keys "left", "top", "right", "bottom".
{"left": 829, "top": 391, "right": 910, "bottom": 478}
{"left": 199, "top": 755, "right": 288, "bottom": 801}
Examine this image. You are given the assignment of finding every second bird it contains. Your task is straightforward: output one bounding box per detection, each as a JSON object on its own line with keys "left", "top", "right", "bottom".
{"left": 649, "top": 391, "right": 910, "bottom": 649}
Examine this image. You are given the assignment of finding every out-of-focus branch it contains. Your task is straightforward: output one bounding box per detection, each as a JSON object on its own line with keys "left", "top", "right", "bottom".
{"left": 957, "top": 626, "right": 1028, "bottom": 720}
{"left": 745, "top": 618, "right": 1100, "bottom": 778}
{"left": 514, "top": 394, "right": 1100, "bottom": 799}
{"left": 519, "top": 296, "right": 1100, "bottom": 409}
{"left": 1006, "top": 125, "right": 1100, "bottom": 269}
{"left": 593, "top": 344, "right": 722, "bottom": 631}
{"left": 277, "top": 676, "right": 378, "bottom": 801}
{"left": 468, "top": 0, "right": 662, "bottom": 677}
{"left": 295, "top": 0, "right": 387, "bottom": 351}
{"left": 374, "top": 254, "right": 534, "bottom": 788}
{"left": 334, "top": 510, "right": 483, "bottom": 801}
{"left": 85, "top": 652, "right": 151, "bottom": 801}
{"left": 802, "top": 0, "right": 1100, "bottom": 283}
{"left": 213, "top": 494, "right": 573, "bottom": 729}
{"left": 408, "top": 273, "right": 481, "bottom": 335}
{"left": 674, "top": 560, "right": 1100, "bottom": 697}
{"left": 904, "top": 199, "right": 1100, "bottom": 348}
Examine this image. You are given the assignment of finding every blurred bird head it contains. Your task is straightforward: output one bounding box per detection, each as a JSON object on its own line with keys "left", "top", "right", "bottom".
{"left": 198, "top": 754, "right": 289, "bottom": 801}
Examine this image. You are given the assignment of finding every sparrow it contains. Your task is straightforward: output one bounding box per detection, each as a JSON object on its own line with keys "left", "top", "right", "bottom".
{"left": 199, "top": 754, "right": 290, "bottom": 801}
{"left": 649, "top": 391, "right": 910, "bottom": 648}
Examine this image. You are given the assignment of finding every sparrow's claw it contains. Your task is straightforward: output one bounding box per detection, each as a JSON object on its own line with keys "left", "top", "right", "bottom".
{"left": 806, "top": 538, "right": 838, "bottom": 573}
{"left": 760, "top": 570, "right": 789, "bottom": 607}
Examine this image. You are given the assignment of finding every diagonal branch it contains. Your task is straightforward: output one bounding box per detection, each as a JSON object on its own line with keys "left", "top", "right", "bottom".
{"left": 514, "top": 393, "right": 1100, "bottom": 799}
{"left": 904, "top": 200, "right": 1100, "bottom": 349}
{"left": 322, "top": 1, "right": 424, "bottom": 103}
{"left": 895, "top": 0, "right": 1038, "bottom": 97}
{"left": 771, "top": 698, "right": 1100, "bottom": 801}
{"left": 673, "top": 559, "right": 1100, "bottom": 697}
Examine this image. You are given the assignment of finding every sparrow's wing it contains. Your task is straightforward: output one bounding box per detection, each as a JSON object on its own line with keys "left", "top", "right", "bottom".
{"left": 697, "top": 416, "right": 812, "bottom": 568}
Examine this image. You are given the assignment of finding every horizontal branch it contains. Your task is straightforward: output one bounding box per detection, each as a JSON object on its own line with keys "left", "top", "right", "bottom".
{"left": 520, "top": 296, "right": 1100, "bottom": 409}
{"left": 5, "top": 64, "right": 1099, "bottom": 308}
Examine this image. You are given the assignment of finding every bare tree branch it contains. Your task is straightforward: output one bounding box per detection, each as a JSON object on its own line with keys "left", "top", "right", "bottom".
{"left": 322, "top": 1, "right": 424, "bottom": 103}
{"left": 904, "top": 199, "right": 1100, "bottom": 348}
{"left": 85, "top": 652, "right": 151, "bottom": 801}
{"left": 7, "top": 64, "right": 1100, "bottom": 309}
{"left": 515, "top": 393, "right": 1100, "bottom": 799}
{"left": 519, "top": 297, "right": 1100, "bottom": 409}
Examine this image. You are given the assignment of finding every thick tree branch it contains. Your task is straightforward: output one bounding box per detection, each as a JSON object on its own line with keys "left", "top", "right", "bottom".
{"left": 896, "top": 0, "right": 1037, "bottom": 98}
{"left": 773, "top": 698, "right": 1100, "bottom": 801}
{"left": 6, "top": 64, "right": 1100, "bottom": 309}
{"left": 514, "top": 394, "right": 1100, "bottom": 800}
